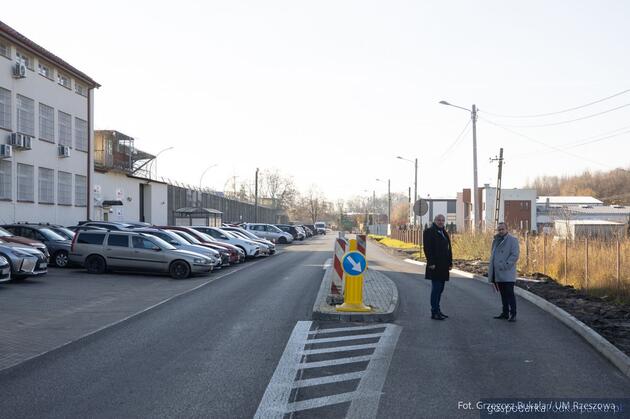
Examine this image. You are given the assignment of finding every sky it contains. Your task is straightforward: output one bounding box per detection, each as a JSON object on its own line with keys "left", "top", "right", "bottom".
{"left": 4, "top": 1, "right": 630, "bottom": 202}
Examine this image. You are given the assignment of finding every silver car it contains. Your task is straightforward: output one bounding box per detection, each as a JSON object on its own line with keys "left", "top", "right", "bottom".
{"left": 69, "top": 230, "right": 215, "bottom": 279}
{"left": 0, "top": 241, "right": 47, "bottom": 279}
{"left": 133, "top": 228, "right": 221, "bottom": 268}
{"left": 244, "top": 223, "right": 294, "bottom": 244}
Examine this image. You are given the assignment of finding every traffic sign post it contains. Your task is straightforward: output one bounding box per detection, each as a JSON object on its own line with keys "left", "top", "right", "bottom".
{"left": 336, "top": 239, "right": 372, "bottom": 312}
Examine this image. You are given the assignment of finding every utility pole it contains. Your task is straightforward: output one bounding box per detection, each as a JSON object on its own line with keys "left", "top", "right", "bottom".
{"left": 490, "top": 148, "right": 504, "bottom": 231}
{"left": 387, "top": 179, "right": 391, "bottom": 234}
{"left": 414, "top": 158, "right": 418, "bottom": 227}
{"left": 471, "top": 104, "right": 479, "bottom": 232}
{"left": 408, "top": 186, "right": 411, "bottom": 226}
{"left": 254, "top": 167, "right": 259, "bottom": 222}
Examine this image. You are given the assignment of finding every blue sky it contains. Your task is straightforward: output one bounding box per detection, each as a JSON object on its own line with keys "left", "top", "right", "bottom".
{"left": 5, "top": 1, "right": 630, "bottom": 200}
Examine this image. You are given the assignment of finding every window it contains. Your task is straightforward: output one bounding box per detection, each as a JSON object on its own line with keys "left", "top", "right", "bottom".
{"left": 15, "top": 50, "right": 33, "bottom": 70}
{"left": 75, "top": 83, "right": 87, "bottom": 97}
{"left": 107, "top": 234, "right": 129, "bottom": 247}
{"left": 0, "top": 160, "right": 11, "bottom": 200}
{"left": 75, "top": 174, "right": 86, "bottom": 206}
{"left": 38, "top": 62, "right": 53, "bottom": 80}
{"left": 132, "top": 236, "right": 159, "bottom": 250}
{"left": 0, "top": 87, "right": 10, "bottom": 130}
{"left": 58, "top": 171, "right": 72, "bottom": 205}
{"left": 77, "top": 233, "right": 106, "bottom": 245}
{"left": 0, "top": 39, "right": 9, "bottom": 59}
{"left": 58, "top": 111, "right": 72, "bottom": 146}
{"left": 17, "top": 163, "right": 34, "bottom": 202}
{"left": 38, "top": 167, "right": 54, "bottom": 204}
{"left": 16, "top": 95, "right": 35, "bottom": 136}
{"left": 57, "top": 73, "right": 71, "bottom": 89}
{"left": 39, "top": 103, "right": 54, "bottom": 142}
{"left": 74, "top": 118, "right": 88, "bottom": 151}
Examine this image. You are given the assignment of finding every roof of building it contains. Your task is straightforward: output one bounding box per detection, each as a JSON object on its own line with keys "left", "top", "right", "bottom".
{"left": 554, "top": 219, "right": 624, "bottom": 226}
{"left": 566, "top": 205, "right": 630, "bottom": 215}
{"left": 0, "top": 20, "right": 100, "bottom": 88}
{"left": 537, "top": 196, "right": 603, "bottom": 205}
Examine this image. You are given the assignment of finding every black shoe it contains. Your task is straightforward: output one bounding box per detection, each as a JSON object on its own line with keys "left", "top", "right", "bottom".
{"left": 508, "top": 315, "right": 517, "bottom": 322}
{"left": 494, "top": 313, "right": 509, "bottom": 320}
{"left": 438, "top": 312, "right": 449, "bottom": 318}
{"left": 431, "top": 313, "right": 446, "bottom": 320}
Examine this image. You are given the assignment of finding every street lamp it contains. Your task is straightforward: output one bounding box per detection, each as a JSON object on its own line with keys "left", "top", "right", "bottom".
{"left": 440, "top": 100, "right": 479, "bottom": 232}
{"left": 199, "top": 164, "right": 219, "bottom": 190}
{"left": 396, "top": 156, "right": 418, "bottom": 226}
{"left": 150, "top": 146, "right": 174, "bottom": 179}
{"left": 376, "top": 178, "right": 391, "bottom": 235}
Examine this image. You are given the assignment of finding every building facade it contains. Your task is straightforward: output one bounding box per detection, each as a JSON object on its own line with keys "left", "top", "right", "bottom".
{"left": 0, "top": 21, "right": 99, "bottom": 225}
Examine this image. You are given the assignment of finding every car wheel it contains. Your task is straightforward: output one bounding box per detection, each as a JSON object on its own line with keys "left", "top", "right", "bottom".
{"left": 54, "top": 250, "right": 69, "bottom": 268}
{"left": 86, "top": 255, "right": 106, "bottom": 274}
{"left": 169, "top": 260, "right": 191, "bottom": 279}
{"left": 278, "top": 237, "right": 287, "bottom": 244}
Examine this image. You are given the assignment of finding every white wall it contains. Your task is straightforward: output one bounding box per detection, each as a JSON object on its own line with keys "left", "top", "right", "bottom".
{"left": 483, "top": 187, "right": 537, "bottom": 232}
{"left": 0, "top": 45, "right": 93, "bottom": 225}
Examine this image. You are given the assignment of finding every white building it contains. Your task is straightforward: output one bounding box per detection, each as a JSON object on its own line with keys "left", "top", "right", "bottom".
{"left": 0, "top": 20, "right": 99, "bottom": 225}
{"left": 537, "top": 196, "right": 604, "bottom": 208}
{"left": 554, "top": 219, "right": 626, "bottom": 240}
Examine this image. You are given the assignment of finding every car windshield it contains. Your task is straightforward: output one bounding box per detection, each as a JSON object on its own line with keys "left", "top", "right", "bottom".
{"left": 230, "top": 231, "right": 250, "bottom": 240}
{"left": 144, "top": 235, "right": 176, "bottom": 250}
{"left": 147, "top": 231, "right": 185, "bottom": 245}
{"left": 38, "top": 228, "right": 67, "bottom": 241}
{"left": 268, "top": 225, "right": 283, "bottom": 233}
{"left": 219, "top": 229, "right": 236, "bottom": 239}
{"left": 172, "top": 230, "right": 201, "bottom": 244}
{"left": 198, "top": 232, "right": 216, "bottom": 242}
{"left": 0, "top": 227, "right": 13, "bottom": 237}
{"left": 52, "top": 227, "right": 75, "bottom": 239}
{"left": 239, "top": 230, "right": 260, "bottom": 239}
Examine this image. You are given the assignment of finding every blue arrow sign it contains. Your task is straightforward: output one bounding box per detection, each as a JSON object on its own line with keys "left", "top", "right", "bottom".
{"left": 342, "top": 251, "right": 367, "bottom": 276}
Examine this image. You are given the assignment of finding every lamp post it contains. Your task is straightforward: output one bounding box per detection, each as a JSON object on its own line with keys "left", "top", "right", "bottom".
{"left": 199, "top": 163, "right": 219, "bottom": 190}
{"left": 396, "top": 156, "right": 418, "bottom": 226}
{"left": 376, "top": 178, "right": 391, "bottom": 235}
{"left": 151, "top": 146, "right": 174, "bottom": 179}
{"left": 439, "top": 100, "right": 479, "bottom": 232}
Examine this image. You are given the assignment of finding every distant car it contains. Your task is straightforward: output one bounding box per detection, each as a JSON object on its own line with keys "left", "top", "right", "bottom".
{"left": 276, "top": 224, "right": 305, "bottom": 241}
{"left": 315, "top": 222, "right": 326, "bottom": 235}
{"left": 69, "top": 230, "right": 215, "bottom": 279}
{"left": 160, "top": 226, "right": 245, "bottom": 264}
{"left": 221, "top": 226, "right": 276, "bottom": 255}
{"left": 0, "top": 241, "right": 47, "bottom": 279}
{"left": 133, "top": 228, "right": 221, "bottom": 268}
{"left": 244, "top": 223, "right": 294, "bottom": 244}
{"left": 0, "top": 227, "right": 49, "bottom": 259}
{"left": 166, "top": 229, "right": 231, "bottom": 266}
{"left": 35, "top": 224, "right": 76, "bottom": 240}
{"left": 2, "top": 224, "right": 72, "bottom": 267}
{"left": 192, "top": 227, "right": 261, "bottom": 259}
{"left": 305, "top": 224, "right": 317, "bottom": 235}
{"left": 300, "top": 225, "right": 314, "bottom": 238}
{"left": 79, "top": 221, "right": 135, "bottom": 231}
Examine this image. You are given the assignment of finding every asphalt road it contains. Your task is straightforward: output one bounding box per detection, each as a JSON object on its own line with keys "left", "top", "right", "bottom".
{"left": 1, "top": 233, "right": 629, "bottom": 419}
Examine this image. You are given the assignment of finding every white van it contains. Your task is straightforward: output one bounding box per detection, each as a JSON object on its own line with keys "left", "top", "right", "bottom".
{"left": 314, "top": 222, "right": 326, "bottom": 235}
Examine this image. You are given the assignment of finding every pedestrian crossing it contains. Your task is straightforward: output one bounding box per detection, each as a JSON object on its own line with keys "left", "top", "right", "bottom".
{"left": 254, "top": 321, "right": 401, "bottom": 418}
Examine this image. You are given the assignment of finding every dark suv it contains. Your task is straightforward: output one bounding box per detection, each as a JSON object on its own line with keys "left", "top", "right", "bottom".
{"left": 2, "top": 224, "right": 72, "bottom": 267}
{"left": 275, "top": 224, "right": 305, "bottom": 241}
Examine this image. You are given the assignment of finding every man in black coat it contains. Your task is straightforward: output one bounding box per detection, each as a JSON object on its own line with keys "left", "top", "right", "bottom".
{"left": 423, "top": 214, "right": 453, "bottom": 320}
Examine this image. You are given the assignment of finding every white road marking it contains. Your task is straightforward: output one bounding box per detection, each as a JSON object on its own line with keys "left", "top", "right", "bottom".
{"left": 323, "top": 257, "right": 333, "bottom": 270}
{"left": 404, "top": 258, "right": 426, "bottom": 266}
{"left": 255, "top": 322, "right": 402, "bottom": 418}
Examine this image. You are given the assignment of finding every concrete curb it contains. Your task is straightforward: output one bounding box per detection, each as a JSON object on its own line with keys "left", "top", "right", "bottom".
{"left": 311, "top": 267, "right": 399, "bottom": 323}
{"left": 450, "top": 268, "right": 630, "bottom": 379}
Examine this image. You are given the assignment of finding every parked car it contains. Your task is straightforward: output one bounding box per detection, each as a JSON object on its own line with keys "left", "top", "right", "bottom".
{"left": 2, "top": 224, "right": 72, "bottom": 267}
{"left": 0, "top": 227, "right": 49, "bottom": 259}
{"left": 133, "top": 228, "right": 221, "bottom": 268}
{"left": 69, "top": 230, "right": 214, "bottom": 279}
{"left": 31, "top": 223, "right": 76, "bottom": 240}
{"left": 221, "top": 226, "right": 276, "bottom": 255}
{"left": 276, "top": 224, "right": 305, "bottom": 241}
{"left": 0, "top": 241, "right": 48, "bottom": 279}
{"left": 160, "top": 226, "right": 245, "bottom": 264}
{"left": 315, "top": 222, "right": 326, "bottom": 235}
{"left": 301, "top": 225, "right": 314, "bottom": 238}
{"left": 66, "top": 225, "right": 107, "bottom": 233}
{"left": 79, "top": 221, "right": 135, "bottom": 231}
{"left": 305, "top": 224, "right": 317, "bottom": 235}
{"left": 192, "top": 227, "right": 261, "bottom": 259}
{"left": 166, "top": 229, "right": 231, "bottom": 266}
{"left": 244, "top": 223, "right": 294, "bottom": 244}
{"left": 0, "top": 254, "right": 11, "bottom": 283}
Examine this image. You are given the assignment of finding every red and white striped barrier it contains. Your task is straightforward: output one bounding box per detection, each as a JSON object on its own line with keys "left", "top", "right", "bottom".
{"left": 356, "top": 234, "right": 367, "bottom": 256}
{"left": 330, "top": 237, "right": 348, "bottom": 300}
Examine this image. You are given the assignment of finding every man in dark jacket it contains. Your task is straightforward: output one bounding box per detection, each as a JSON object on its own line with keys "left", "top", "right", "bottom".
{"left": 423, "top": 214, "right": 453, "bottom": 320}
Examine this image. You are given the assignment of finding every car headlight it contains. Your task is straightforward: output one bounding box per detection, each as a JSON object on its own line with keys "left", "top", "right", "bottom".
{"left": 193, "top": 258, "right": 206, "bottom": 264}
{"left": 0, "top": 255, "right": 8, "bottom": 265}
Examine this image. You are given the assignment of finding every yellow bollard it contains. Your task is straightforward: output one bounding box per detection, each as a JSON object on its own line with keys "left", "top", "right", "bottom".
{"left": 336, "top": 239, "right": 372, "bottom": 312}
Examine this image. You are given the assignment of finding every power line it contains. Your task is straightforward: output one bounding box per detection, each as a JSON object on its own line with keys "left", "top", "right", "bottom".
{"left": 440, "top": 120, "right": 470, "bottom": 159}
{"left": 480, "top": 117, "right": 612, "bottom": 169}
{"left": 482, "top": 88, "right": 630, "bottom": 118}
{"left": 481, "top": 103, "right": 630, "bottom": 128}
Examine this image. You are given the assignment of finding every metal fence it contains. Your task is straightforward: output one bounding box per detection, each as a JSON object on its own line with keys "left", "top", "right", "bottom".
{"left": 390, "top": 228, "right": 423, "bottom": 246}
{"left": 167, "top": 185, "right": 282, "bottom": 225}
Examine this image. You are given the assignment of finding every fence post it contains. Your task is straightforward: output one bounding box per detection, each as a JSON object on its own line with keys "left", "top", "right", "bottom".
{"left": 525, "top": 231, "right": 530, "bottom": 273}
{"left": 617, "top": 239, "right": 621, "bottom": 290}
{"left": 585, "top": 237, "right": 589, "bottom": 291}
{"left": 564, "top": 237, "right": 569, "bottom": 285}
{"left": 543, "top": 233, "right": 547, "bottom": 274}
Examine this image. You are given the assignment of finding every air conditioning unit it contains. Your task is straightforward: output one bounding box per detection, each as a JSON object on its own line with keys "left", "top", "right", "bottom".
{"left": 8, "top": 132, "right": 24, "bottom": 148}
{"left": 12, "top": 62, "right": 26, "bottom": 79}
{"left": 22, "top": 135, "right": 32, "bottom": 150}
{"left": 58, "top": 145, "right": 71, "bottom": 158}
{"left": 0, "top": 145, "right": 12, "bottom": 159}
